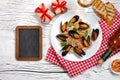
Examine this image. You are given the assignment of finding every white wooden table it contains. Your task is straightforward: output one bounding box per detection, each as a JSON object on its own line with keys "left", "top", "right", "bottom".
{"left": 0, "top": 0, "right": 120, "bottom": 80}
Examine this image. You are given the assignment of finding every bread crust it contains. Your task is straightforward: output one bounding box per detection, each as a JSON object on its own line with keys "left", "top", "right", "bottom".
{"left": 92, "top": 0, "right": 116, "bottom": 25}
{"left": 105, "top": 2, "right": 116, "bottom": 25}
{"left": 92, "top": 0, "right": 108, "bottom": 20}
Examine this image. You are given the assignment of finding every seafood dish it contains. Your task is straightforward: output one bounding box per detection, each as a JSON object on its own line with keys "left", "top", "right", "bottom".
{"left": 56, "top": 15, "right": 99, "bottom": 57}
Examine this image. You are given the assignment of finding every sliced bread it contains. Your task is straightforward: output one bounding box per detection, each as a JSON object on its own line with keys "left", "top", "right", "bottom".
{"left": 92, "top": 0, "right": 107, "bottom": 20}
{"left": 105, "top": 2, "right": 116, "bottom": 25}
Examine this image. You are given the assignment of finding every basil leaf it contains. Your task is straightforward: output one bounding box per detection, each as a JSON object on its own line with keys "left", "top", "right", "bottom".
{"left": 61, "top": 41, "right": 67, "bottom": 46}
{"left": 68, "top": 22, "right": 73, "bottom": 27}
{"left": 85, "top": 30, "right": 88, "bottom": 37}
{"left": 73, "top": 28, "right": 77, "bottom": 31}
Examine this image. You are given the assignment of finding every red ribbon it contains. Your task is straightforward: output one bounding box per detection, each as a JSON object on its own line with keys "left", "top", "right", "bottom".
{"left": 52, "top": 0, "right": 67, "bottom": 13}
{"left": 35, "top": 3, "right": 52, "bottom": 22}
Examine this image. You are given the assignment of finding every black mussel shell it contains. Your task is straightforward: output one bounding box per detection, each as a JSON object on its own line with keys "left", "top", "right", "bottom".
{"left": 87, "top": 35, "right": 90, "bottom": 44}
{"left": 69, "top": 15, "right": 79, "bottom": 23}
{"left": 62, "top": 45, "right": 72, "bottom": 51}
{"left": 61, "top": 22, "right": 68, "bottom": 32}
{"left": 82, "top": 36, "right": 89, "bottom": 47}
{"left": 62, "top": 51, "right": 68, "bottom": 56}
{"left": 68, "top": 30, "right": 80, "bottom": 39}
{"left": 61, "top": 45, "right": 72, "bottom": 56}
{"left": 74, "top": 46, "right": 85, "bottom": 56}
{"left": 91, "top": 29, "right": 99, "bottom": 41}
{"left": 79, "top": 22, "right": 89, "bottom": 30}
{"left": 56, "top": 34, "right": 68, "bottom": 41}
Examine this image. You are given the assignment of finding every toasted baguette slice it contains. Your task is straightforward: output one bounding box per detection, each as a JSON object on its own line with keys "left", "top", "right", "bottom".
{"left": 105, "top": 2, "right": 116, "bottom": 25}
{"left": 92, "top": 0, "right": 107, "bottom": 20}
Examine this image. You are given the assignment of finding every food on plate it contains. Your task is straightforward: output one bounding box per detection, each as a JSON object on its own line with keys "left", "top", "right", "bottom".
{"left": 79, "top": 22, "right": 89, "bottom": 29}
{"left": 82, "top": 36, "right": 90, "bottom": 47}
{"left": 69, "top": 15, "right": 79, "bottom": 25}
{"left": 92, "top": 0, "right": 116, "bottom": 25}
{"left": 105, "top": 2, "right": 116, "bottom": 25}
{"left": 56, "top": 15, "right": 99, "bottom": 57}
{"left": 68, "top": 30, "right": 80, "bottom": 39}
{"left": 61, "top": 45, "right": 72, "bottom": 56}
{"left": 92, "top": 0, "right": 107, "bottom": 20}
{"left": 111, "top": 59, "right": 120, "bottom": 73}
{"left": 74, "top": 46, "right": 85, "bottom": 57}
{"left": 61, "top": 22, "right": 68, "bottom": 32}
{"left": 77, "top": 0, "right": 94, "bottom": 7}
{"left": 56, "top": 34, "right": 68, "bottom": 41}
{"left": 91, "top": 29, "right": 99, "bottom": 41}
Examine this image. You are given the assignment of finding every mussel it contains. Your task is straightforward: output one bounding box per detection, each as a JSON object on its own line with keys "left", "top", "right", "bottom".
{"left": 91, "top": 29, "right": 99, "bottom": 41}
{"left": 68, "top": 30, "right": 80, "bottom": 39}
{"left": 87, "top": 35, "right": 90, "bottom": 44}
{"left": 79, "top": 22, "right": 89, "bottom": 30}
{"left": 61, "top": 22, "right": 68, "bottom": 32}
{"left": 61, "top": 45, "right": 72, "bottom": 56}
{"left": 69, "top": 15, "right": 79, "bottom": 23}
{"left": 74, "top": 46, "right": 85, "bottom": 57}
{"left": 56, "top": 34, "right": 68, "bottom": 41}
{"left": 82, "top": 36, "right": 90, "bottom": 47}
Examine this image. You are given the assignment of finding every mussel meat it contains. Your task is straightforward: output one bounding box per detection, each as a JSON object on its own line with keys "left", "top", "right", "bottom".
{"left": 68, "top": 30, "right": 80, "bottom": 39}
{"left": 91, "top": 29, "right": 99, "bottom": 41}
{"left": 79, "top": 22, "right": 89, "bottom": 30}
{"left": 56, "top": 34, "right": 68, "bottom": 41}
{"left": 69, "top": 15, "right": 79, "bottom": 23}
{"left": 82, "top": 36, "right": 90, "bottom": 47}
{"left": 61, "top": 45, "right": 72, "bottom": 56}
{"left": 61, "top": 22, "right": 68, "bottom": 32}
{"left": 74, "top": 46, "right": 85, "bottom": 57}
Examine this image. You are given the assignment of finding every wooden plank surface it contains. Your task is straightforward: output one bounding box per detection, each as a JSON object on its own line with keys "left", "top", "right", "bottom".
{"left": 0, "top": 0, "right": 120, "bottom": 80}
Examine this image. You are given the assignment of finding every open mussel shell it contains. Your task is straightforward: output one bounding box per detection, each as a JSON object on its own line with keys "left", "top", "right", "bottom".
{"left": 87, "top": 35, "right": 90, "bottom": 44}
{"left": 82, "top": 36, "right": 90, "bottom": 47}
{"left": 61, "top": 45, "right": 72, "bottom": 56}
{"left": 68, "top": 30, "right": 80, "bottom": 39}
{"left": 61, "top": 22, "right": 68, "bottom": 32}
{"left": 56, "top": 34, "right": 68, "bottom": 41}
{"left": 79, "top": 22, "right": 89, "bottom": 30}
{"left": 69, "top": 15, "right": 79, "bottom": 23}
{"left": 74, "top": 46, "right": 85, "bottom": 57}
{"left": 91, "top": 29, "right": 99, "bottom": 41}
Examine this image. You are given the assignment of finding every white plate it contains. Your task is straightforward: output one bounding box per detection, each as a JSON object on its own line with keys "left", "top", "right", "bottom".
{"left": 50, "top": 10, "right": 102, "bottom": 62}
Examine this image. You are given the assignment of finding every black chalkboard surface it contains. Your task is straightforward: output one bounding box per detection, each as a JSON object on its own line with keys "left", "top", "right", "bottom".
{"left": 16, "top": 26, "right": 42, "bottom": 61}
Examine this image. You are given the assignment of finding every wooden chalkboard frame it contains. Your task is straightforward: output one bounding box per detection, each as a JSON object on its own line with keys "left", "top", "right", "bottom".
{"left": 16, "top": 26, "right": 42, "bottom": 61}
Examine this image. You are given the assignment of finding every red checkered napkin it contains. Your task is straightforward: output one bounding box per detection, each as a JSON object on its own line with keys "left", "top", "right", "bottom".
{"left": 46, "top": 10, "right": 120, "bottom": 77}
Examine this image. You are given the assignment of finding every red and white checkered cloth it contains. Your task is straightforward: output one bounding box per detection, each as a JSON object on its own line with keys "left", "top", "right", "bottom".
{"left": 46, "top": 10, "right": 120, "bottom": 77}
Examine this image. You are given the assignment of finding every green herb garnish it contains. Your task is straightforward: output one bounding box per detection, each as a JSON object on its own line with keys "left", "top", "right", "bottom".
{"left": 68, "top": 22, "right": 73, "bottom": 27}
{"left": 73, "top": 28, "right": 77, "bottom": 31}
{"left": 61, "top": 41, "right": 67, "bottom": 46}
{"left": 85, "top": 30, "right": 88, "bottom": 37}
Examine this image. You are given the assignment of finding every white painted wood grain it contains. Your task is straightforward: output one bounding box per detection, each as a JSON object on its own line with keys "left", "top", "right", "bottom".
{"left": 0, "top": 0, "right": 120, "bottom": 80}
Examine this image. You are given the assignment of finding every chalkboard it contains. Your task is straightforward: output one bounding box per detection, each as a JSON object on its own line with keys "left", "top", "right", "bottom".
{"left": 16, "top": 26, "right": 42, "bottom": 61}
